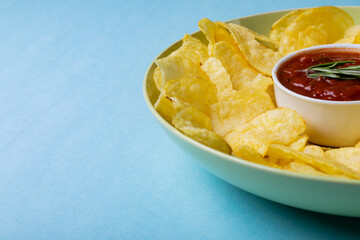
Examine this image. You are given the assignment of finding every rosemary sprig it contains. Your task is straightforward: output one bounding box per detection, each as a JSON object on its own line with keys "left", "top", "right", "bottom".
{"left": 302, "top": 61, "right": 360, "bottom": 79}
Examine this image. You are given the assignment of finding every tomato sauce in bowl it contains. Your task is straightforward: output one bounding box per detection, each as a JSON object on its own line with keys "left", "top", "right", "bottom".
{"left": 277, "top": 50, "right": 360, "bottom": 101}
{"left": 272, "top": 44, "right": 360, "bottom": 147}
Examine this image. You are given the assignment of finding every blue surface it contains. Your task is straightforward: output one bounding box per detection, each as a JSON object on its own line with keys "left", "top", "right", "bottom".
{"left": 1, "top": 0, "right": 360, "bottom": 239}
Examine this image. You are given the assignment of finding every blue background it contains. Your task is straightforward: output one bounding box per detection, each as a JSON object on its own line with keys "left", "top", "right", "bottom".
{"left": 1, "top": 0, "right": 360, "bottom": 239}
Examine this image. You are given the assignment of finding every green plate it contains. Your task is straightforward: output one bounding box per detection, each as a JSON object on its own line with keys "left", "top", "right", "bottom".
{"left": 143, "top": 6, "right": 360, "bottom": 217}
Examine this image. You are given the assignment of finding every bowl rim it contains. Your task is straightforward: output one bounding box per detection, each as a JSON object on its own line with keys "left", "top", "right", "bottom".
{"left": 272, "top": 43, "right": 360, "bottom": 105}
{"left": 143, "top": 6, "right": 360, "bottom": 186}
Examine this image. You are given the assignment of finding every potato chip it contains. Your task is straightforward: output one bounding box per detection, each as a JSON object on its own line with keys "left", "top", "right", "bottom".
{"left": 267, "top": 144, "right": 360, "bottom": 179}
{"left": 198, "top": 18, "right": 235, "bottom": 45}
{"left": 155, "top": 76, "right": 214, "bottom": 122}
{"left": 335, "top": 37, "right": 356, "bottom": 44}
{"left": 213, "top": 89, "right": 247, "bottom": 102}
{"left": 210, "top": 90, "right": 274, "bottom": 137}
{"left": 270, "top": 9, "right": 306, "bottom": 43}
{"left": 224, "top": 108, "right": 306, "bottom": 155}
{"left": 163, "top": 77, "right": 216, "bottom": 112}
{"left": 343, "top": 25, "right": 360, "bottom": 38}
{"left": 155, "top": 55, "right": 208, "bottom": 89}
{"left": 212, "top": 41, "right": 257, "bottom": 89}
{"left": 266, "top": 85, "right": 276, "bottom": 106}
{"left": 355, "top": 35, "right": 360, "bottom": 43}
{"left": 325, "top": 148, "right": 360, "bottom": 173}
{"left": 297, "top": 24, "right": 328, "bottom": 50}
{"left": 289, "top": 134, "right": 308, "bottom": 151}
{"left": 212, "top": 41, "right": 273, "bottom": 91}
{"left": 180, "top": 126, "right": 231, "bottom": 154}
{"left": 198, "top": 18, "right": 217, "bottom": 44}
{"left": 303, "top": 145, "right": 326, "bottom": 160}
{"left": 336, "top": 27, "right": 360, "bottom": 43}
{"left": 215, "top": 89, "right": 264, "bottom": 102}
{"left": 198, "top": 18, "right": 237, "bottom": 55}
{"left": 155, "top": 95, "right": 198, "bottom": 123}
{"left": 251, "top": 74, "right": 274, "bottom": 93}
{"left": 219, "top": 22, "right": 282, "bottom": 76}
{"left": 232, "top": 145, "right": 278, "bottom": 167}
{"left": 154, "top": 93, "right": 176, "bottom": 123}
{"left": 170, "top": 34, "right": 209, "bottom": 66}
{"left": 283, "top": 161, "right": 327, "bottom": 177}
{"left": 153, "top": 67, "right": 163, "bottom": 91}
{"left": 154, "top": 34, "right": 209, "bottom": 91}
{"left": 355, "top": 141, "right": 360, "bottom": 148}
{"left": 279, "top": 6, "right": 354, "bottom": 55}
{"left": 251, "top": 31, "right": 279, "bottom": 51}
{"left": 173, "top": 107, "right": 212, "bottom": 130}
{"left": 201, "top": 57, "right": 233, "bottom": 100}
{"left": 336, "top": 25, "right": 360, "bottom": 43}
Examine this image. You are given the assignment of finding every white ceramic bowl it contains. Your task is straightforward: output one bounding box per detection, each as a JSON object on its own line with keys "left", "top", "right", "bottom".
{"left": 272, "top": 44, "right": 360, "bottom": 147}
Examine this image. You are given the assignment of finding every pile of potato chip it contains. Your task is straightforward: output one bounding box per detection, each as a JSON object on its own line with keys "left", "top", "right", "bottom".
{"left": 153, "top": 6, "right": 360, "bottom": 179}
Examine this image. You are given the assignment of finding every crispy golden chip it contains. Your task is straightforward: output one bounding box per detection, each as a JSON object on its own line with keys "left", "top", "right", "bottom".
{"left": 336, "top": 25, "right": 360, "bottom": 43}
{"left": 266, "top": 85, "right": 276, "bottom": 106}
{"left": 267, "top": 144, "right": 360, "bottom": 179}
{"left": 198, "top": 18, "right": 235, "bottom": 45}
{"left": 232, "top": 145, "right": 279, "bottom": 167}
{"left": 154, "top": 94, "right": 176, "bottom": 123}
{"left": 251, "top": 74, "right": 274, "bottom": 93}
{"left": 297, "top": 24, "right": 328, "bottom": 50}
{"left": 212, "top": 41, "right": 258, "bottom": 89}
{"left": 283, "top": 161, "right": 349, "bottom": 179}
{"left": 229, "top": 133, "right": 268, "bottom": 156}
{"left": 155, "top": 76, "right": 214, "bottom": 122}
{"left": 279, "top": 6, "right": 354, "bottom": 55}
{"left": 201, "top": 57, "right": 233, "bottom": 100}
{"left": 155, "top": 95, "right": 197, "bottom": 122}
{"left": 163, "top": 77, "right": 216, "bottom": 114}
{"left": 289, "top": 134, "right": 309, "bottom": 151}
{"left": 210, "top": 90, "right": 274, "bottom": 137}
{"left": 154, "top": 35, "right": 209, "bottom": 91}
{"left": 355, "top": 141, "right": 360, "bottom": 148}
{"left": 198, "top": 18, "right": 237, "bottom": 55}
{"left": 325, "top": 148, "right": 360, "bottom": 173}
{"left": 270, "top": 9, "right": 306, "bottom": 43}
{"left": 251, "top": 31, "right": 279, "bottom": 51}
{"left": 224, "top": 108, "right": 306, "bottom": 155}
{"left": 180, "top": 126, "right": 231, "bottom": 154}
{"left": 219, "top": 22, "right": 282, "bottom": 76}
{"left": 173, "top": 107, "right": 212, "bottom": 130}
{"left": 343, "top": 25, "right": 360, "bottom": 37}
{"left": 214, "top": 89, "right": 246, "bottom": 102}
{"left": 170, "top": 34, "right": 209, "bottom": 66}
{"left": 198, "top": 18, "right": 217, "bottom": 44}
{"left": 213, "top": 41, "right": 273, "bottom": 91}
{"left": 153, "top": 67, "right": 163, "bottom": 91}
{"left": 303, "top": 145, "right": 326, "bottom": 160}
{"left": 355, "top": 35, "right": 360, "bottom": 43}
{"left": 236, "top": 108, "right": 306, "bottom": 142}
{"left": 335, "top": 36, "right": 357, "bottom": 44}
{"left": 155, "top": 55, "right": 208, "bottom": 89}
{"left": 215, "top": 89, "right": 262, "bottom": 102}
{"left": 283, "top": 161, "right": 327, "bottom": 176}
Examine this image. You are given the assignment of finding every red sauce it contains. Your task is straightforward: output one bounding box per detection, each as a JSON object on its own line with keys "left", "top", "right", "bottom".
{"left": 277, "top": 49, "right": 360, "bottom": 101}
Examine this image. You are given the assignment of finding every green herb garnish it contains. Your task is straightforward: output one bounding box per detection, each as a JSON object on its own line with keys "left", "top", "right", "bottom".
{"left": 301, "top": 61, "right": 360, "bottom": 79}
